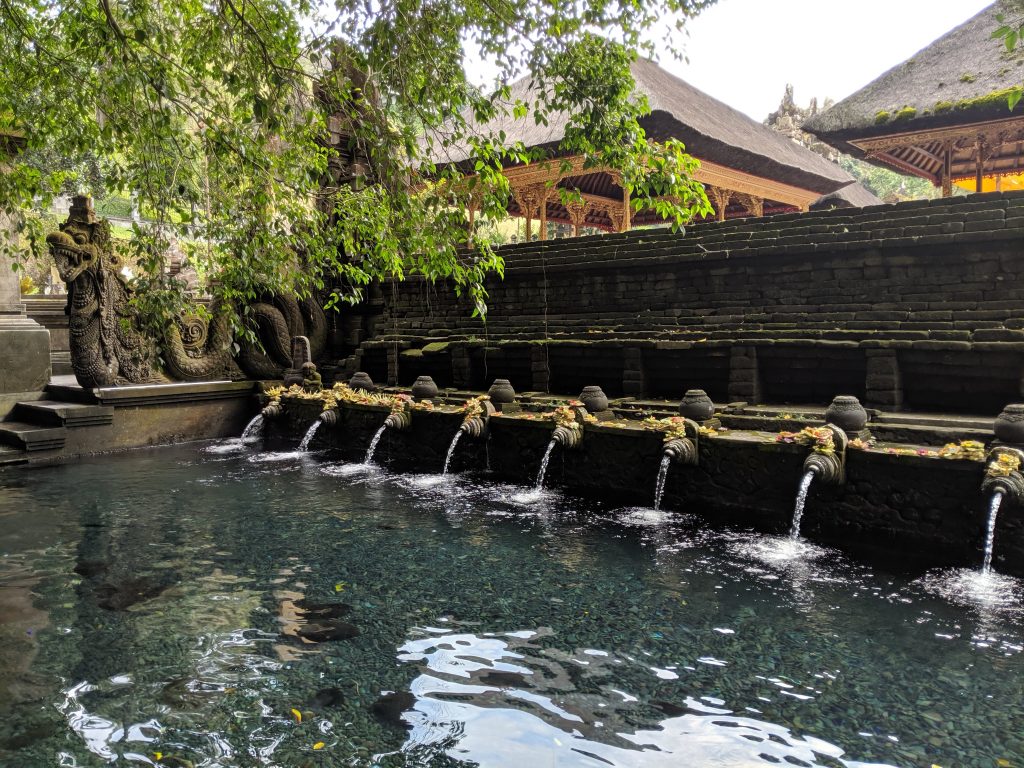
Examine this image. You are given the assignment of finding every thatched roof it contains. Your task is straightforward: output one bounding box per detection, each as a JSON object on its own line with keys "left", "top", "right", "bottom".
{"left": 810, "top": 182, "right": 882, "bottom": 210}
{"left": 805, "top": 2, "right": 1024, "bottom": 150}
{"left": 430, "top": 58, "right": 852, "bottom": 195}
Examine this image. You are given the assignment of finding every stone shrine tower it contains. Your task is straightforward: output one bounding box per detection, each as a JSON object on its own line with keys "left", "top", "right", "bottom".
{"left": 0, "top": 129, "right": 51, "bottom": 417}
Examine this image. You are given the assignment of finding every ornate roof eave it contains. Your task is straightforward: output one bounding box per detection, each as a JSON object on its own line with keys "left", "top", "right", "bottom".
{"left": 849, "top": 115, "right": 1024, "bottom": 154}
{"left": 502, "top": 153, "right": 823, "bottom": 212}
{"left": 850, "top": 114, "right": 1024, "bottom": 185}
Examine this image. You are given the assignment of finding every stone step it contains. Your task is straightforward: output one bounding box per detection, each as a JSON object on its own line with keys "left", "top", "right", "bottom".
{"left": 0, "top": 445, "right": 28, "bottom": 466}
{"left": 0, "top": 421, "right": 67, "bottom": 452}
{"left": 871, "top": 412, "right": 994, "bottom": 431}
{"left": 43, "top": 381, "right": 99, "bottom": 404}
{"left": 51, "top": 351, "right": 73, "bottom": 376}
{"left": 13, "top": 400, "right": 114, "bottom": 429}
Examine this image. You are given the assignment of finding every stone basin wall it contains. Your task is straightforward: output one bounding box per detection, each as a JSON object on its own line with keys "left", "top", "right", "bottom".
{"left": 262, "top": 398, "right": 1019, "bottom": 576}
{"left": 351, "top": 191, "right": 1024, "bottom": 415}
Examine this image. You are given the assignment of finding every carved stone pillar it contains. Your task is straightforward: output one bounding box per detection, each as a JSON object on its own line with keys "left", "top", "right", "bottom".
{"left": 0, "top": 131, "right": 51, "bottom": 418}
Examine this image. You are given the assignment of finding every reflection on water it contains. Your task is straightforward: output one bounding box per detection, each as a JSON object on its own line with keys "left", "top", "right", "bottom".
{"left": 0, "top": 440, "right": 1021, "bottom": 767}
{"left": 395, "top": 627, "right": 895, "bottom": 767}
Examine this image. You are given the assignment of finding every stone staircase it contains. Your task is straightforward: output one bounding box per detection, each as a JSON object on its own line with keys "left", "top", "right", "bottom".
{"left": 0, "top": 396, "right": 113, "bottom": 460}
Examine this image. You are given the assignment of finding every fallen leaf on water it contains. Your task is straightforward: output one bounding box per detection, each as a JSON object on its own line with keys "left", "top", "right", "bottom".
{"left": 313, "top": 742, "right": 325, "bottom": 750}
{"left": 291, "top": 708, "right": 302, "bottom": 723}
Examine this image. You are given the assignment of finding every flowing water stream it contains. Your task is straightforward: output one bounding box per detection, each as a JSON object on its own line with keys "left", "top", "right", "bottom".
{"left": 240, "top": 414, "right": 265, "bottom": 443}
{"left": 982, "top": 490, "right": 1005, "bottom": 575}
{"left": 534, "top": 439, "right": 557, "bottom": 490}
{"left": 442, "top": 430, "right": 463, "bottom": 475}
{"left": 297, "top": 420, "right": 322, "bottom": 452}
{"left": 789, "top": 469, "right": 817, "bottom": 540}
{"left": 653, "top": 454, "right": 672, "bottom": 511}
{"left": 364, "top": 423, "right": 388, "bottom": 464}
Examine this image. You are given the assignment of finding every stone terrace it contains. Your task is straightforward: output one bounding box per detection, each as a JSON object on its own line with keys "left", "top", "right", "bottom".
{"left": 349, "top": 191, "right": 1024, "bottom": 414}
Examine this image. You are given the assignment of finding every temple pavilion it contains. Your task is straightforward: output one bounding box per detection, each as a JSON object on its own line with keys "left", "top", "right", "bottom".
{"left": 433, "top": 58, "right": 856, "bottom": 239}
{"left": 805, "top": 1, "right": 1024, "bottom": 196}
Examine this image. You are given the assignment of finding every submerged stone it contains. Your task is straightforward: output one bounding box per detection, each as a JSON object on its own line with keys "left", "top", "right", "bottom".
{"left": 308, "top": 687, "right": 347, "bottom": 710}
{"left": 296, "top": 620, "right": 360, "bottom": 642}
{"left": 73, "top": 560, "right": 109, "bottom": 579}
{"left": 478, "top": 670, "right": 528, "bottom": 687}
{"left": 371, "top": 691, "right": 415, "bottom": 728}
{"left": 293, "top": 599, "right": 353, "bottom": 619}
{"left": 93, "top": 575, "right": 171, "bottom": 611}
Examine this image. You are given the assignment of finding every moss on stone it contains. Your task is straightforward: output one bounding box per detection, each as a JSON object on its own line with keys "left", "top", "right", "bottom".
{"left": 874, "top": 110, "right": 891, "bottom": 125}
{"left": 421, "top": 342, "right": 450, "bottom": 354}
{"left": 893, "top": 106, "right": 917, "bottom": 121}
{"left": 934, "top": 100, "right": 954, "bottom": 114}
{"left": 400, "top": 349, "right": 424, "bottom": 359}
{"left": 960, "top": 73, "right": 977, "bottom": 83}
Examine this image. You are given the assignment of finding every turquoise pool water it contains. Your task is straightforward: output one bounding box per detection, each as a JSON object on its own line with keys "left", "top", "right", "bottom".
{"left": 0, "top": 441, "right": 1022, "bottom": 767}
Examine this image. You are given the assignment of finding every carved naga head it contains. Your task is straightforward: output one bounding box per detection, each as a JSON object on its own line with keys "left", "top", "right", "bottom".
{"left": 46, "top": 195, "right": 117, "bottom": 283}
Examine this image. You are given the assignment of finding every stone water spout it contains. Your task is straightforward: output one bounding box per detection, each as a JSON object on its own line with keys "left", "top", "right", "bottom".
{"left": 663, "top": 418, "right": 701, "bottom": 467}
{"left": 552, "top": 424, "right": 583, "bottom": 449}
{"left": 319, "top": 408, "right": 338, "bottom": 426}
{"left": 801, "top": 424, "right": 849, "bottom": 485}
{"left": 261, "top": 401, "right": 284, "bottom": 419}
{"left": 384, "top": 405, "right": 412, "bottom": 431}
{"left": 459, "top": 400, "right": 496, "bottom": 439}
{"left": 981, "top": 446, "right": 1024, "bottom": 502}
{"left": 978, "top": 446, "right": 1024, "bottom": 573}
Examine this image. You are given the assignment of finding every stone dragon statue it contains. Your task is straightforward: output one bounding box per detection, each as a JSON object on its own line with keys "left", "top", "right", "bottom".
{"left": 47, "top": 196, "right": 327, "bottom": 388}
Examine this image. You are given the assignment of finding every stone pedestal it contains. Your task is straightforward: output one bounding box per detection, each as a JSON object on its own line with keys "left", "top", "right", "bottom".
{"left": 530, "top": 345, "right": 550, "bottom": 392}
{"left": 0, "top": 211, "right": 51, "bottom": 419}
{"left": 864, "top": 349, "right": 902, "bottom": 410}
{"left": 728, "top": 346, "right": 762, "bottom": 403}
{"left": 622, "top": 346, "right": 645, "bottom": 398}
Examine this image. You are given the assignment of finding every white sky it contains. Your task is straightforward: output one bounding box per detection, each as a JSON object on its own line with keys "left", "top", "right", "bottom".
{"left": 465, "top": 0, "right": 995, "bottom": 122}
{"left": 671, "top": 0, "right": 995, "bottom": 120}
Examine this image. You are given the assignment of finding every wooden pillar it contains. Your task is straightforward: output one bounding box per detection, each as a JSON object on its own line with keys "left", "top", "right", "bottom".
{"left": 735, "top": 193, "right": 764, "bottom": 218}
{"left": 622, "top": 187, "right": 631, "bottom": 231}
{"left": 976, "top": 136, "right": 985, "bottom": 194}
{"left": 941, "top": 141, "right": 953, "bottom": 198}
{"left": 707, "top": 186, "right": 731, "bottom": 222}
{"left": 512, "top": 183, "right": 548, "bottom": 243}
{"left": 566, "top": 200, "right": 588, "bottom": 237}
{"left": 539, "top": 198, "right": 547, "bottom": 241}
